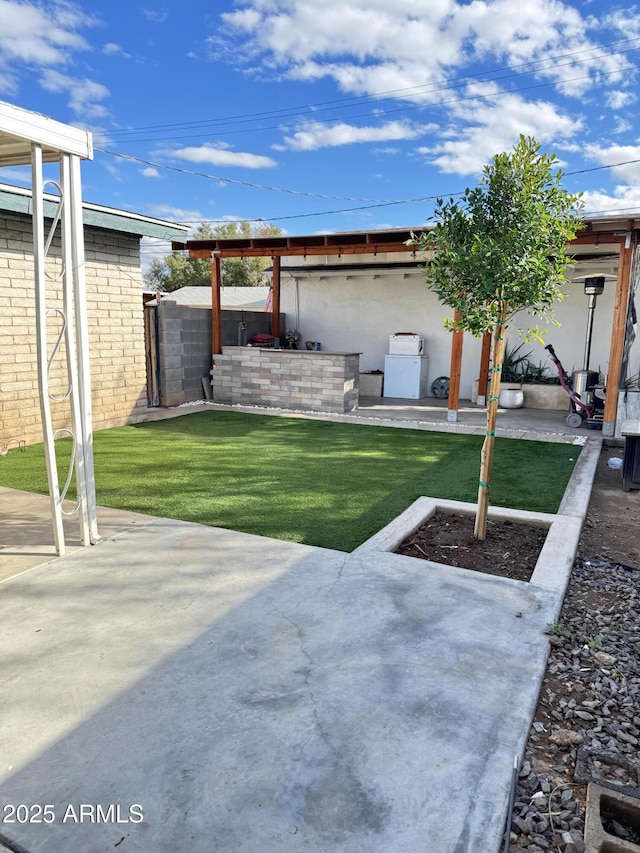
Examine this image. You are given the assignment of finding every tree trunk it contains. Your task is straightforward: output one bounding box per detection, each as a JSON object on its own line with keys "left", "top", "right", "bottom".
{"left": 474, "top": 319, "right": 507, "bottom": 540}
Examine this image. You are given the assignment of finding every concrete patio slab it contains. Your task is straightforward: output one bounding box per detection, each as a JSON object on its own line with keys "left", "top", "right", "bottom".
{"left": 0, "top": 412, "right": 602, "bottom": 853}
{"left": 0, "top": 485, "right": 155, "bottom": 582}
{"left": 1, "top": 515, "right": 558, "bottom": 853}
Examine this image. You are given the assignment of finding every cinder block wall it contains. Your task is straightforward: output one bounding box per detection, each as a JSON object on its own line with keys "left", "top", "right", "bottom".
{"left": 211, "top": 347, "right": 360, "bottom": 413}
{"left": 0, "top": 211, "right": 148, "bottom": 447}
{"left": 157, "top": 302, "right": 212, "bottom": 407}
{"left": 155, "top": 304, "right": 283, "bottom": 407}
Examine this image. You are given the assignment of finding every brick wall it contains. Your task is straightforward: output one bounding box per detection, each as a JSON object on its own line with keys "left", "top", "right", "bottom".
{"left": 0, "top": 211, "right": 148, "bottom": 447}
{"left": 211, "top": 347, "right": 360, "bottom": 413}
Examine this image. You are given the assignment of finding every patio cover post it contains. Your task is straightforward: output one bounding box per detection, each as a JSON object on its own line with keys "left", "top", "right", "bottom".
{"left": 68, "top": 154, "right": 98, "bottom": 542}
{"left": 271, "top": 255, "right": 281, "bottom": 341}
{"left": 211, "top": 254, "right": 222, "bottom": 355}
{"left": 477, "top": 331, "right": 491, "bottom": 407}
{"left": 2, "top": 101, "right": 94, "bottom": 556}
{"left": 447, "top": 309, "right": 464, "bottom": 422}
{"left": 602, "top": 236, "right": 634, "bottom": 436}
{"left": 31, "top": 143, "right": 65, "bottom": 554}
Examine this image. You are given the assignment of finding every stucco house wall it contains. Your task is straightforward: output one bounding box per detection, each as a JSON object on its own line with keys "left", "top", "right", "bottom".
{"left": 0, "top": 191, "right": 188, "bottom": 448}
{"left": 280, "top": 252, "right": 634, "bottom": 400}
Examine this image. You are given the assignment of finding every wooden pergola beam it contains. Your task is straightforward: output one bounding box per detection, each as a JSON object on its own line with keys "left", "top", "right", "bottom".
{"left": 184, "top": 243, "right": 415, "bottom": 259}
{"left": 173, "top": 228, "right": 420, "bottom": 260}
{"left": 271, "top": 255, "right": 281, "bottom": 341}
{"left": 447, "top": 310, "right": 464, "bottom": 422}
{"left": 211, "top": 254, "right": 222, "bottom": 356}
{"left": 603, "top": 238, "right": 634, "bottom": 435}
{"left": 477, "top": 331, "right": 492, "bottom": 407}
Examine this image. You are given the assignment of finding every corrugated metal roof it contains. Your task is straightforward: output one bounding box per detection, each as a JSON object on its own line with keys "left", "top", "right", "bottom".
{"left": 163, "top": 286, "right": 269, "bottom": 309}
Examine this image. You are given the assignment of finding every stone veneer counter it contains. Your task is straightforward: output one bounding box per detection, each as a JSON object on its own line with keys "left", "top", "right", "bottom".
{"left": 211, "top": 347, "right": 361, "bottom": 413}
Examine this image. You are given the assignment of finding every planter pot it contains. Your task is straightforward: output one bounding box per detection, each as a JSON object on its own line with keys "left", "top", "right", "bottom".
{"left": 359, "top": 371, "right": 384, "bottom": 397}
{"left": 522, "top": 384, "right": 568, "bottom": 411}
{"left": 473, "top": 380, "right": 527, "bottom": 408}
{"left": 615, "top": 389, "right": 640, "bottom": 437}
{"left": 499, "top": 387, "right": 524, "bottom": 409}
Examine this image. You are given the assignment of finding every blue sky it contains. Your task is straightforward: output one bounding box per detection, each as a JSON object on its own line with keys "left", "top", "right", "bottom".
{"left": 2, "top": 0, "right": 640, "bottom": 265}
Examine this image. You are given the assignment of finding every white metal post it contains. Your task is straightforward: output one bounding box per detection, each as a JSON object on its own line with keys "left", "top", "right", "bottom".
{"left": 69, "top": 154, "right": 99, "bottom": 542}
{"left": 32, "top": 143, "right": 66, "bottom": 555}
{"left": 60, "top": 154, "right": 90, "bottom": 545}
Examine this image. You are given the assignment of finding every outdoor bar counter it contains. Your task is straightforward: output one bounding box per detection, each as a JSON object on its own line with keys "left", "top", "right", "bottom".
{"left": 211, "top": 346, "right": 361, "bottom": 413}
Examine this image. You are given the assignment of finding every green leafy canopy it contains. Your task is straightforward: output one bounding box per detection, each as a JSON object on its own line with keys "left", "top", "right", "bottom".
{"left": 409, "top": 135, "right": 584, "bottom": 340}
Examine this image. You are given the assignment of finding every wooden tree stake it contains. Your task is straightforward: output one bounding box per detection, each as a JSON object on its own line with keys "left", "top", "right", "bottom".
{"left": 474, "top": 320, "right": 507, "bottom": 540}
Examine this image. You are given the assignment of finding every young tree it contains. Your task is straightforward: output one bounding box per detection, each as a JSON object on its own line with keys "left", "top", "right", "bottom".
{"left": 143, "top": 221, "right": 282, "bottom": 292}
{"left": 411, "top": 135, "right": 583, "bottom": 539}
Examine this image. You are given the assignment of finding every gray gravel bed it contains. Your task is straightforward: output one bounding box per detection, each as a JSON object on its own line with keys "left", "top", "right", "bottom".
{"left": 507, "top": 557, "right": 640, "bottom": 853}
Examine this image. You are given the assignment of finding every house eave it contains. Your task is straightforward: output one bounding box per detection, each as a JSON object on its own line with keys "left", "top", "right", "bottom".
{"left": 0, "top": 182, "right": 190, "bottom": 240}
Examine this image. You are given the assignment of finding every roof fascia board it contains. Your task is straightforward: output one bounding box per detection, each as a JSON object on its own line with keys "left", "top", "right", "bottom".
{"left": 173, "top": 228, "right": 423, "bottom": 258}
{"left": 0, "top": 101, "right": 92, "bottom": 165}
{"left": 176, "top": 217, "right": 640, "bottom": 260}
{"left": 182, "top": 243, "right": 417, "bottom": 259}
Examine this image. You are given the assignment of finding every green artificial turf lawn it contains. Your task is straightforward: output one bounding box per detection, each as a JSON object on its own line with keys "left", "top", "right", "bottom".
{"left": 0, "top": 410, "right": 578, "bottom": 552}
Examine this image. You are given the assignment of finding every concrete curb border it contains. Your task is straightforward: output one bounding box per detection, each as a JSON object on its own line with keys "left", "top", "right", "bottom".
{"left": 351, "top": 432, "right": 603, "bottom": 852}
{"left": 354, "top": 432, "right": 602, "bottom": 618}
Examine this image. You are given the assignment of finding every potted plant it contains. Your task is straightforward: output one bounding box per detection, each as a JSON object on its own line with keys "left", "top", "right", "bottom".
{"left": 618, "top": 372, "right": 640, "bottom": 427}
{"left": 496, "top": 342, "right": 526, "bottom": 408}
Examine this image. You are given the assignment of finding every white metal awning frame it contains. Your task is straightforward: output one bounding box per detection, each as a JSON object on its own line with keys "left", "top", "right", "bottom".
{"left": 0, "top": 101, "right": 97, "bottom": 555}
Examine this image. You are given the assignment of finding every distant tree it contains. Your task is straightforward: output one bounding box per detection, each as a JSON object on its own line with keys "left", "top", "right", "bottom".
{"left": 410, "top": 135, "right": 583, "bottom": 539}
{"left": 143, "top": 221, "right": 283, "bottom": 292}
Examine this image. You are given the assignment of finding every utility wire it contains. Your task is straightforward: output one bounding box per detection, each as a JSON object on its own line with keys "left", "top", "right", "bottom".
{"left": 95, "top": 147, "right": 443, "bottom": 203}
{"left": 137, "top": 197, "right": 640, "bottom": 256}
{"left": 94, "top": 58, "right": 638, "bottom": 146}
{"left": 96, "top": 146, "right": 640, "bottom": 215}
{"left": 97, "top": 36, "right": 640, "bottom": 143}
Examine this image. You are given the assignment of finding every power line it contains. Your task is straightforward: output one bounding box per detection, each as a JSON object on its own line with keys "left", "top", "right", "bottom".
{"left": 95, "top": 147, "right": 441, "bottom": 203}
{"left": 96, "top": 36, "right": 640, "bottom": 144}
{"left": 95, "top": 58, "right": 639, "bottom": 146}
{"left": 97, "top": 144, "right": 640, "bottom": 219}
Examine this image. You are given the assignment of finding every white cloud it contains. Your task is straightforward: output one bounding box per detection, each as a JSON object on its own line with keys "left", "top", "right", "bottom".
{"left": 40, "top": 69, "right": 110, "bottom": 119}
{"left": 147, "top": 203, "right": 202, "bottom": 222}
{"left": 103, "top": 43, "right": 130, "bottom": 58}
{"left": 613, "top": 117, "right": 633, "bottom": 135}
{"left": 606, "top": 90, "right": 636, "bottom": 110}
{"left": 0, "top": 1, "right": 102, "bottom": 108}
{"left": 0, "top": 165, "right": 31, "bottom": 184}
{"left": 581, "top": 185, "right": 640, "bottom": 216}
{"left": 584, "top": 142, "right": 640, "bottom": 184}
{"left": 218, "top": 0, "right": 628, "bottom": 102}
{"left": 276, "top": 120, "right": 436, "bottom": 151}
{"left": 141, "top": 8, "right": 168, "bottom": 23}
{"left": 0, "top": 68, "right": 17, "bottom": 94}
{"left": 418, "top": 91, "right": 580, "bottom": 174}
{"left": 603, "top": 8, "right": 640, "bottom": 38}
{"left": 0, "top": 0, "right": 95, "bottom": 65}
{"left": 170, "top": 143, "right": 277, "bottom": 169}
{"left": 140, "top": 167, "right": 164, "bottom": 179}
